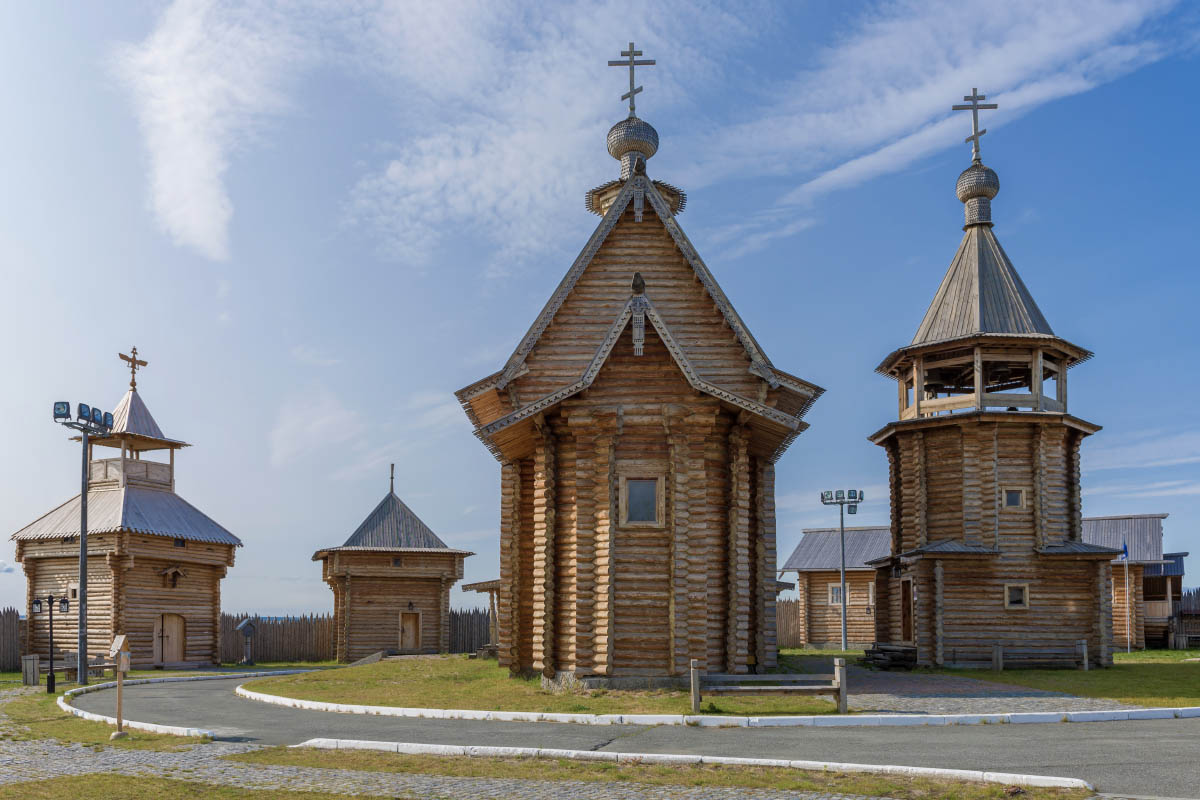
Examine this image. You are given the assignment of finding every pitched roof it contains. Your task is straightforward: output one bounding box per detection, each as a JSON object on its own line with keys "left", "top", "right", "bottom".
{"left": 1082, "top": 514, "right": 1168, "bottom": 563}
{"left": 100, "top": 388, "right": 187, "bottom": 448}
{"left": 1145, "top": 552, "right": 1187, "bottom": 578}
{"left": 912, "top": 223, "right": 1053, "bottom": 346}
{"left": 782, "top": 527, "right": 891, "bottom": 571}
{"left": 10, "top": 485, "right": 241, "bottom": 546}
{"left": 339, "top": 492, "right": 450, "bottom": 550}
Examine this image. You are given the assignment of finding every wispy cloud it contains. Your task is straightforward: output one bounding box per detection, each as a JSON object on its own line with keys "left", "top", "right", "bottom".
{"left": 329, "top": 391, "right": 466, "bottom": 481}
{"left": 268, "top": 386, "right": 364, "bottom": 466}
{"left": 1084, "top": 479, "right": 1200, "bottom": 499}
{"left": 1084, "top": 429, "right": 1200, "bottom": 471}
{"left": 290, "top": 345, "right": 342, "bottom": 368}
{"left": 0, "top": 561, "right": 14, "bottom": 575}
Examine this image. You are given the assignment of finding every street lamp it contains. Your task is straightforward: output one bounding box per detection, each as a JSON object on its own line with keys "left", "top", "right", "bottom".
{"left": 52, "top": 400, "right": 112, "bottom": 685}
{"left": 819, "top": 488, "right": 866, "bottom": 652}
{"left": 33, "top": 595, "right": 70, "bottom": 693}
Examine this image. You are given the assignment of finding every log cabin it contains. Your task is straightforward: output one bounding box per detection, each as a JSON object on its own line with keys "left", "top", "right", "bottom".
{"left": 781, "top": 527, "right": 889, "bottom": 648}
{"left": 1082, "top": 514, "right": 1178, "bottom": 649}
{"left": 868, "top": 93, "right": 1118, "bottom": 668}
{"left": 455, "top": 48, "right": 822, "bottom": 686}
{"left": 314, "top": 467, "right": 470, "bottom": 662}
{"left": 12, "top": 355, "right": 241, "bottom": 667}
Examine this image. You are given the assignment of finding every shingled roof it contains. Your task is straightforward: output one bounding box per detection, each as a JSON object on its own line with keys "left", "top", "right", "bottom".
{"left": 912, "top": 224, "right": 1053, "bottom": 346}
{"left": 331, "top": 492, "right": 458, "bottom": 552}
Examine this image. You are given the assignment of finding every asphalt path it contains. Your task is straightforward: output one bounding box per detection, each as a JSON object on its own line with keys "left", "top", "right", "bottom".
{"left": 73, "top": 676, "right": 1200, "bottom": 798}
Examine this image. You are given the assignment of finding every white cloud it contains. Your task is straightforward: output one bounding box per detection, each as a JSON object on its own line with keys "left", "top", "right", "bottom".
{"left": 269, "top": 386, "right": 364, "bottom": 466}
{"left": 1083, "top": 479, "right": 1200, "bottom": 499}
{"left": 290, "top": 345, "right": 341, "bottom": 367}
{"left": 1084, "top": 429, "right": 1200, "bottom": 471}
{"left": 0, "top": 560, "right": 14, "bottom": 574}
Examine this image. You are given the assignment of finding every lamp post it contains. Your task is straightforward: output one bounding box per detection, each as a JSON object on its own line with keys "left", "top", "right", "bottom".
{"left": 32, "top": 595, "right": 69, "bottom": 693}
{"left": 820, "top": 489, "right": 866, "bottom": 652}
{"left": 52, "top": 401, "right": 112, "bottom": 685}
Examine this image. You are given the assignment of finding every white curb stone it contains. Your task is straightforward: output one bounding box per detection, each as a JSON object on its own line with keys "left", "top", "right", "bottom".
{"left": 1008, "top": 712, "right": 1066, "bottom": 724}
{"left": 1125, "top": 708, "right": 1176, "bottom": 720}
{"left": 290, "top": 737, "right": 1094, "bottom": 791}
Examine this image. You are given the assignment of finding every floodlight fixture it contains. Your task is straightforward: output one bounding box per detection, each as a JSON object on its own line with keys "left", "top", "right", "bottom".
{"left": 77, "top": 403, "right": 91, "bottom": 422}
{"left": 53, "top": 402, "right": 70, "bottom": 421}
{"left": 90, "top": 406, "right": 103, "bottom": 425}
{"left": 835, "top": 489, "right": 845, "bottom": 500}
{"left": 818, "top": 486, "right": 870, "bottom": 650}
{"left": 821, "top": 490, "right": 833, "bottom": 503}
{"left": 848, "top": 504, "right": 857, "bottom": 514}
{"left": 103, "top": 412, "right": 114, "bottom": 430}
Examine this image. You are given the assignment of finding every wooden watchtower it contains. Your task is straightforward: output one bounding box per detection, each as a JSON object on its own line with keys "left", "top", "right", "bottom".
{"left": 868, "top": 92, "right": 1118, "bottom": 668}
{"left": 456, "top": 46, "right": 822, "bottom": 685}
{"left": 12, "top": 349, "right": 241, "bottom": 667}
{"left": 314, "top": 467, "right": 471, "bottom": 662}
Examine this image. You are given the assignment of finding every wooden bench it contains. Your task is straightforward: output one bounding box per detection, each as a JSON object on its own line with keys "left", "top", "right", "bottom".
{"left": 991, "top": 641, "right": 1089, "bottom": 671}
{"left": 863, "top": 644, "right": 917, "bottom": 670}
{"left": 689, "top": 658, "right": 847, "bottom": 714}
{"left": 35, "top": 652, "right": 118, "bottom": 680}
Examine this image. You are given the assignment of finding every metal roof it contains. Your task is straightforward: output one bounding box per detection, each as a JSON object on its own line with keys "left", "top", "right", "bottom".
{"left": 463, "top": 579, "right": 501, "bottom": 592}
{"left": 338, "top": 492, "right": 450, "bottom": 550}
{"left": 1081, "top": 514, "right": 1167, "bottom": 563}
{"left": 1145, "top": 552, "right": 1188, "bottom": 578}
{"left": 111, "top": 389, "right": 165, "bottom": 439}
{"left": 782, "top": 527, "right": 891, "bottom": 571}
{"left": 1039, "top": 540, "right": 1122, "bottom": 556}
{"left": 912, "top": 224, "right": 1053, "bottom": 346}
{"left": 10, "top": 485, "right": 241, "bottom": 546}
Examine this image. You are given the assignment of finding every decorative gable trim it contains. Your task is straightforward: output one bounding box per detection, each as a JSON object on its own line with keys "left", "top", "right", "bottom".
{"left": 478, "top": 292, "right": 803, "bottom": 442}
{"left": 493, "top": 174, "right": 781, "bottom": 391}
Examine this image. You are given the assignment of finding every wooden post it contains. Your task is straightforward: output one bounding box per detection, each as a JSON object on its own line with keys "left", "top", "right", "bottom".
{"left": 1078, "top": 639, "right": 1088, "bottom": 671}
{"left": 21, "top": 654, "right": 39, "bottom": 686}
{"left": 992, "top": 643, "right": 1003, "bottom": 671}
{"left": 689, "top": 658, "right": 701, "bottom": 714}
{"left": 834, "top": 657, "right": 847, "bottom": 714}
{"left": 973, "top": 347, "right": 983, "bottom": 410}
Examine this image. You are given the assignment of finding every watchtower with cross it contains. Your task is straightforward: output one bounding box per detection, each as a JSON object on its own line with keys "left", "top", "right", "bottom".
{"left": 12, "top": 348, "right": 242, "bottom": 668}
{"left": 866, "top": 89, "right": 1115, "bottom": 669}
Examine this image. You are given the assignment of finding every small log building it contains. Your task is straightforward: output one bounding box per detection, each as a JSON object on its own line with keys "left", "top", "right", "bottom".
{"left": 12, "top": 355, "right": 241, "bottom": 667}
{"left": 868, "top": 96, "right": 1118, "bottom": 668}
{"left": 1082, "top": 514, "right": 1181, "bottom": 649}
{"left": 781, "top": 527, "right": 889, "bottom": 648}
{"left": 456, "top": 52, "right": 822, "bottom": 685}
{"left": 314, "top": 471, "right": 470, "bottom": 662}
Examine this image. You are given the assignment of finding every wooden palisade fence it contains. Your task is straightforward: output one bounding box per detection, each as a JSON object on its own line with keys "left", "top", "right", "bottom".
{"left": 220, "top": 609, "right": 493, "bottom": 663}
{"left": 0, "top": 608, "right": 21, "bottom": 672}
{"left": 776, "top": 599, "right": 804, "bottom": 649}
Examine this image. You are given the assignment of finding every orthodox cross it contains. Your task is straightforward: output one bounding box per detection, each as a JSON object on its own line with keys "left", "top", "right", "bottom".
{"left": 608, "top": 42, "right": 655, "bottom": 117}
{"left": 118, "top": 346, "right": 148, "bottom": 389}
{"left": 952, "top": 88, "right": 998, "bottom": 163}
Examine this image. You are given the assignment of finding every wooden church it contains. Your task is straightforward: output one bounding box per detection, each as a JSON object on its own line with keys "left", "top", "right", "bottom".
{"left": 456, "top": 46, "right": 822, "bottom": 685}
{"left": 314, "top": 467, "right": 470, "bottom": 661}
{"left": 12, "top": 350, "right": 241, "bottom": 667}
{"left": 867, "top": 92, "right": 1117, "bottom": 668}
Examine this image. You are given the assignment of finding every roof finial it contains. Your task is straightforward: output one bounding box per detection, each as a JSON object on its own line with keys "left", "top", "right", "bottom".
{"left": 952, "top": 88, "right": 998, "bottom": 164}
{"left": 118, "top": 346, "right": 148, "bottom": 390}
{"left": 389, "top": 463, "right": 395, "bottom": 495}
{"left": 608, "top": 41, "right": 655, "bottom": 117}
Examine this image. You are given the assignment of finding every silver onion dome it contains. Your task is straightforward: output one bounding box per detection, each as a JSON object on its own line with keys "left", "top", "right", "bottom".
{"left": 955, "top": 162, "right": 1000, "bottom": 226}
{"left": 607, "top": 116, "right": 659, "bottom": 179}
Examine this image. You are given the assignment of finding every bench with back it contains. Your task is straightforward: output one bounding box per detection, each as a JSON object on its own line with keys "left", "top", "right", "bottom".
{"left": 689, "top": 657, "right": 848, "bottom": 714}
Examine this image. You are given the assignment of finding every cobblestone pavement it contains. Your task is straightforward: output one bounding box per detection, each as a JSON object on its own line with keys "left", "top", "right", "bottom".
{"left": 839, "top": 664, "right": 1139, "bottom": 714}
{"left": 0, "top": 688, "right": 894, "bottom": 800}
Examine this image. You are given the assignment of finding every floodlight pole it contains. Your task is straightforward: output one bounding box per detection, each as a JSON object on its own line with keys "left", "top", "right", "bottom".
{"left": 77, "top": 428, "right": 89, "bottom": 685}
{"left": 838, "top": 503, "right": 847, "bottom": 652}
{"left": 820, "top": 489, "right": 866, "bottom": 653}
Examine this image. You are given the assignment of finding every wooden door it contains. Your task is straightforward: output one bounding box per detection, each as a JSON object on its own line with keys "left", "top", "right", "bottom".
{"left": 900, "top": 580, "right": 913, "bottom": 643}
{"left": 399, "top": 612, "right": 420, "bottom": 652}
{"left": 154, "top": 614, "right": 186, "bottom": 663}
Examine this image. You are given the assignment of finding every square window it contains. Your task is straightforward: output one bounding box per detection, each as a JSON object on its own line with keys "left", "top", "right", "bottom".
{"left": 828, "top": 584, "right": 843, "bottom": 605}
{"left": 1002, "top": 488, "right": 1026, "bottom": 509}
{"left": 392, "top": 557, "right": 404, "bottom": 568}
{"left": 68, "top": 583, "right": 78, "bottom": 601}
{"left": 173, "top": 538, "right": 187, "bottom": 548}
{"left": 1005, "top": 584, "right": 1029, "bottom": 609}
{"left": 624, "top": 478, "right": 659, "bottom": 524}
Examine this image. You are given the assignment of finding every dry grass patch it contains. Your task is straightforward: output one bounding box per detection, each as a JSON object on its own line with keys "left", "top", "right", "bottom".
{"left": 243, "top": 654, "right": 838, "bottom": 715}
{"left": 230, "top": 747, "right": 1091, "bottom": 800}
{"left": 0, "top": 688, "right": 205, "bottom": 751}
{"left": 0, "top": 774, "right": 386, "bottom": 799}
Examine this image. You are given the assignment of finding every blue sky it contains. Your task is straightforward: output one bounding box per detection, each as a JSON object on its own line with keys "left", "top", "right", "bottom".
{"left": 2, "top": 0, "right": 1198, "bottom": 613}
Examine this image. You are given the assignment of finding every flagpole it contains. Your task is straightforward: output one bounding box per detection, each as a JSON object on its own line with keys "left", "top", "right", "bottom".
{"left": 1124, "top": 559, "right": 1131, "bottom": 654}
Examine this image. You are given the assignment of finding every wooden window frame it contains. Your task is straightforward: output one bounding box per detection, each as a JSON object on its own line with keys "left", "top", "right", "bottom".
{"left": 617, "top": 462, "right": 667, "bottom": 528}
{"left": 827, "top": 583, "right": 843, "bottom": 606}
{"left": 1000, "top": 487, "right": 1027, "bottom": 511}
{"left": 68, "top": 582, "right": 79, "bottom": 602}
{"left": 1004, "top": 583, "right": 1030, "bottom": 610}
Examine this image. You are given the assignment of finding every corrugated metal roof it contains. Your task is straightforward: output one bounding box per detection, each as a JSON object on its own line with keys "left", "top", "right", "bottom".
{"left": 782, "top": 527, "right": 891, "bottom": 571}
{"left": 1145, "top": 552, "right": 1188, "bottom": 578}
{"left": 912, "top": 224, "right": 1053, "bottom": 346}
{"left": 339, "top": 492, "right": 450, "bottom": 550}
{"left": 111, "top": 389, "right": 167, "bottom": 439}
{"left": 10, "top": 485, "right": 241, "bottom": 546}
{"left": 1081, "top": 514, "right": 1167, "bottom": 563}
{"left": 1040, "top": 541, "right": 1122, "bottom": 556}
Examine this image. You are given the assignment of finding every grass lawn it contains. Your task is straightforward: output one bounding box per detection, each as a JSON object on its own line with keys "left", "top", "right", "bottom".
{"left": 0, "top": 686, "right": 206, "bottom": 751}
{"left": 930, "top": 649, "right": 1200, "bottom": 708}
{"left": 0, "top": 774, "right": 387, "bottom": 799}
{"left": 243, "top": 654, "right": 839, "bottom": 715}
{"left": 229, "top": 746, "right": 1090, "bottom": 800}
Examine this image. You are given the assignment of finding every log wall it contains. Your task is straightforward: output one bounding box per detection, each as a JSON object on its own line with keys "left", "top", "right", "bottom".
{"left": 1111, "top": 564, "right": 1145, "bottom": 651}
{"left": 779, "top": 573, "right": 876, "bottom": 647}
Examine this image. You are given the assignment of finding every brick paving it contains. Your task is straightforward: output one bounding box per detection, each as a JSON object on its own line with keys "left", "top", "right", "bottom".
{"left": 0, "top": 687, "right": 894, "bottom": 800}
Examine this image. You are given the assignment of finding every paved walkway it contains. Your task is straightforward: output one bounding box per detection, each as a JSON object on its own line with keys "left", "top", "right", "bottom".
{"left": 64, "top": 677, "right": 1200, "bottom": 798}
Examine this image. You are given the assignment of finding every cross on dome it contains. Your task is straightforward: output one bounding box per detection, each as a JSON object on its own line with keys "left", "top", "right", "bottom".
{"left": 608, "top": 42, "right": 655, "bottom": 117}
{"left": 952, "top": 88, "right": 998, "bottom": 163}
{"left": 118, "top": 346, "right": 148, "bottom": 389}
